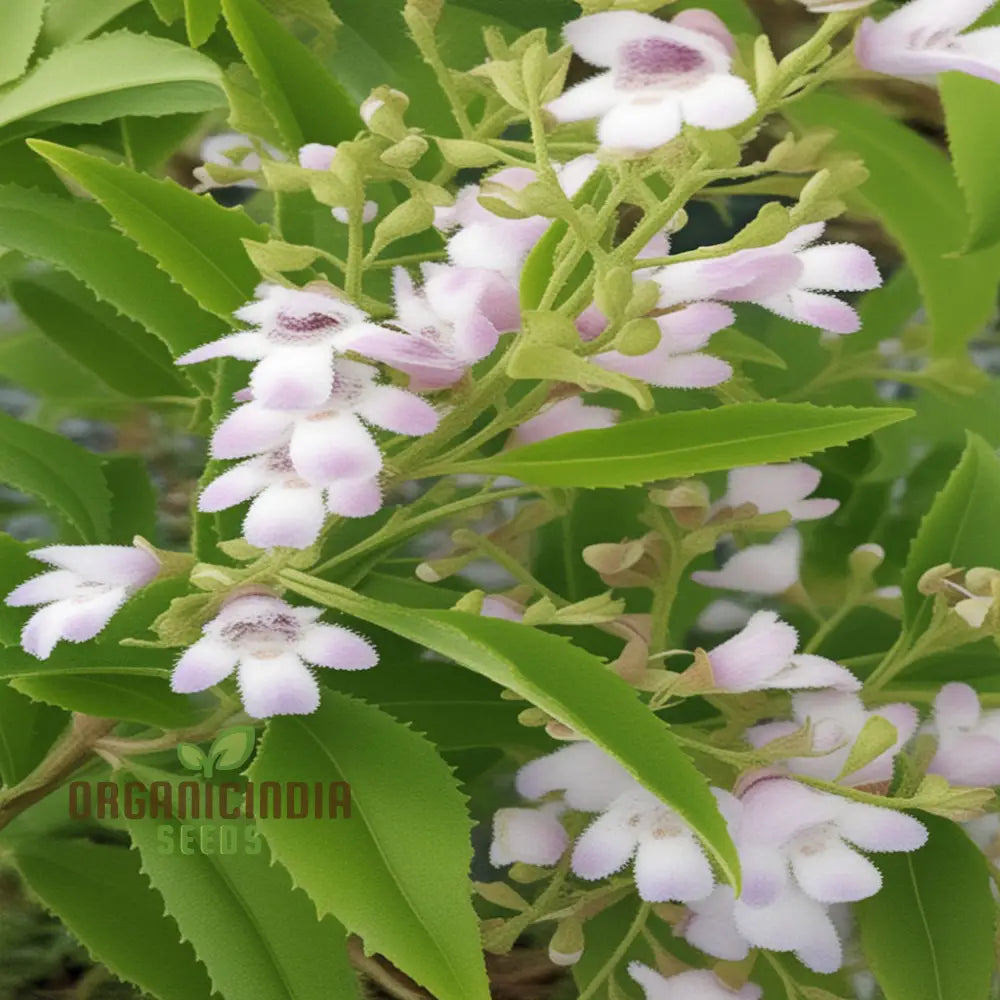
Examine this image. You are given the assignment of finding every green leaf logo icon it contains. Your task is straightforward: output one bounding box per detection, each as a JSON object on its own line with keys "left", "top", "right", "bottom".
{"left": 176, "top": 726, "right": 257, "bottom": 779}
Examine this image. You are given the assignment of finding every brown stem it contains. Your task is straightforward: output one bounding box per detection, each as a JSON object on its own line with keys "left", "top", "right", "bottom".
{"left": 346, "top": 936, "right": 431, "bottom": 1000}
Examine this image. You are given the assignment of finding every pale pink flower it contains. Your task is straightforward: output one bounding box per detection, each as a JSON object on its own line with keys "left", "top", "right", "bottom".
{"left": 746, "top": 691, "right": 918, "bottom": 787}
{"left": 516, "top": 740, "right": 636, "bottom": 812}
{"left": 490, "top": 803, "right": 568, "bottom": 867}
{"left": 6, "top": 544, "right": 160, "bottom": 659}
{"left": 654, "top": 223, "right": 881, "bottom": 334}
{"left": 435, "top": 158, "right": 596, "bottom": 284}
{"left": 628, "top": 963, "right": 761, "bottom": 1000}
{"left": 211, "top": 359, "right": 438, "bottom": 481}
{"left": 171, "top": 593, "right": 376, "bottom": 717}
{"left": 480, "top": 595, "right": 526, "bottom": 622}
{"left": 345, "top": 265, "right": 513, "bottom": 390}
{"left": 718, "top": 462, "right": 839, "bottom": 521}
{"left": 508, "top": 397, "right": 619, "bottom": 447}
{"left": 799, "top": 0, "right": 873, "bottom": 11}
{"left": 592, "top": 303, "right": 734, "bottom": 388}
{"left": 692, "top": 530, "right": 801, "bottom": 595}
{"left": 857, "top": 0, "right": 1000, "bottom": 85}
{"left": 707, "top": 610, "right": 860, "bottom": 693}
{"left": 547, "top": 11, "right": 756, "bottom": 152}
{"left": 927, "top": 683, "right": 1000, "bottom": 786}
{"left": 195, "top": 131, "right": 283, "bottom": 189}
{"left": 697, "top": 599, "right": 754, "bottom": 633}
{"left": 177, "top": 285, "right": 391, "bottom": 410}
{"left": 297, "top": 143, "right": 337, "bottom": 171}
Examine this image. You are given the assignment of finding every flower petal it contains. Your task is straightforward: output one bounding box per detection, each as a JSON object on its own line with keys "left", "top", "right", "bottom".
{"left": 683, "top": 886, "right": 750, "bottom": 961}
{"left": 176, "top": 331, "right": 269, "bottom": 365}
{"left": 171, "top": 638, "right": 240, "bottom": 693}
{"left": 325, "top": 477, "right": 384, "bottom": 518}
{"left": 6, "top": 570, "right": 86, "bottom": 607}
{"left": 796, "top": 243, "right": 881, "bottom": 293}
{"left": 211, "top": 404, "right": 292, "bottom": 460}
{"left": 249, "top": 344, "right": 336, "bottom": 409}
{"left": 490, "top": 805, "right": 568, "bottom": 867}
{"left": 355, "top": 385, "right": 439, "bottom": 436}
{"left": 198, "top": 461, "right": 269, "bottom": 512}
{"left": 238, "top": 653, "right": 320, "bottom": 717}
{"left": 770, "top": 654, "right": 861, "bottom": 693}
{"left": 835, "top": 801, "right": 928, "bottom": 853}
{"left": 548, "top": 73, "right": 620, "bottom": 123}
{"left": 680, "top": 73, "right": 756, "bottom": 129}
{"left": 571, "top": 810, "right": 638, "bottom": 880}
{"left": 289, "top": 412, "right": 382, "bottom": 483}
{"left": 243, "top": 483, "right": 326, "bottom": 549}
{"left": 707, "top": 610, "right": 799, "bottom": 691}
{"left": 791, "top": 836, "right": 882, "bottom": 903}
{"left": 296, "top": 624, "right": 378, "bottom": 670}
{"left": 634, "top": 832, "right": 715, "bottom": 902}
{"left": 598, "top": 96, "right": 683, "bottom": 151}
{"left": 516, "top": 742, "right": 635, "bottom": 811}
{"left": 692, "top": 530, "right": 801, "bottom": 595}
{"left": 30, "top": 545, "right": 159, "bottom": 588}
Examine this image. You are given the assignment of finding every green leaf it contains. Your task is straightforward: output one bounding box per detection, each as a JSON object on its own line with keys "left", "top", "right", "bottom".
{"left": 788, "top": 93, "right": 1000, "bottom": 358}
{"left": 0, "top": 410, "right": 111, "bottom": 541}
{"left": 279, "top": 575, "right": 741, "bottom": 890}
{"left": 0, "top": 30, "right": 224, "bottom": 133}
{"left": 857, "top": 814, "right": 995, "bottom": 1000}
{"left": 0, "top": 681, "right": 67, "bottom": 786}
{"left": 711, "top": 327, "right": 787, "bottom": 370}
{"left": 0, "top": 0, "right": 45, "bottom": 87}
{"left": 941, "top": 72, "right": 1000, "bottom": 253}
{"left": 11, "top": 672, "right": 208, "bottom": 728}
{"left": 9, "top": 272, "right": 192, "bottom": 398}
{"left": 31, "top": 141, "right": 268, "bottom": 318}
{"left": 0, "top": 184, "right": 228, "bottom": 366}
{"left": 250, "top": 692, "right": 491, "bottom": 1000}
{"left": 13, "top": 839, "right": 215, "bottom": 1000}
{"left": 177, "top": 742, "right": 207, "bottom": 771}
{"left": 209, "top": 724, "right": 257, "bottom": 770}
{"left": 102, "top": 455, "right": 159, "bottom": 544}
{"left": 457, "top": 403, "right": 912, "bottom": 488}
{"left": 221, "top": 0, "right": 361, "bottom": 149}
{"left": 0, "top": 534, "right": 41, "bottom": 646}
{"left": 0, "top": 329, "right": 111, "bottom": 405}
{"left": 186, "top": 0, "right": 222, "bottom": 45}
{"left": 40, "top": 0, "right": 143, "bottom": 48}
{"left": 0, "top": 642, "right": 173, "bottom": 681}
{"left": 125, "top": 770, "right": 361, "bottom": 1000}
{"left": 902, "top": 434, "right": 1000, "bottom": 631}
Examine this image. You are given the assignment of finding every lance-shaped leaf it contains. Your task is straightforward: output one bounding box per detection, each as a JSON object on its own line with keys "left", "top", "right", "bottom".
{"left": 857, "top": 814, "right": 994, "bottom": 1000}
{"left": 0, "top": 0, "right": 45, "bottom": 87}
{"left": 279, "top": 574, "right": 741, "bottom": 890}
{"left": 31, "top": 141, "right": 267, "bottom": 318}
{"left": 14, "top": 838, "right": 215, "bottom": 1000}
{"left": 221, "top": 0, "right": 361, "bottom": 149}
{"left": 455, "top": 403, "right": 911, "bottom": 488}
{"left": 251, "top": 692, "right": 491, "bottom": 1000}
{"left": 0, "top": 410, "right": 111, "bottom": 541}
{"left": 0, "top": 30, "right": 224, "bottom": 132}
{"left": 0, "top": 681, "right": 67, "bottom": 786}
{"left": 124, "top": 770, "right": 360, "bottom": 1000}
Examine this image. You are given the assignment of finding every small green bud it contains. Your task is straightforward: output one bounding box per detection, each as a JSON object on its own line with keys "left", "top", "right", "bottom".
{"left": 370, "top": 197, "right": 435, "bottom": 254}
{"left": 594, "top": 266, "right": 634, "bottom": 322}
{"left": 836, "top": 715, "right": 898, "bottom": 781}
{"left": 436, "top": 138, "right": 503, "bottom": 168}
{"left": 615, "top": 318, "right": 661, "bottom": 356}
{"left": 379, "top": 134, "right": 429, "bottom": 169}
{"left": 360, "top": 86, "right": 410, "bottom": 141}
{"left": 848, "top": 543, "right": 885, "bottom": 580}
{"left": 242, "top": 239, "right": 321, "bottom": 275}
{"left": 548, "top": 918, "right": 585, "bottom": 967}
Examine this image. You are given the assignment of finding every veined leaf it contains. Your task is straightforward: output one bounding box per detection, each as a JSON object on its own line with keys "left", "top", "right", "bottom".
{"left": 857, "top": 815, "right": 994, "bottom": 1000}
{"left": 278, "top": 575, "right": 741, "bottom": 890}
{"left": 251, "top": 693, "right": 491, "bottom": 1000}
{"left": 0, "top": 0, "right": 45, "bottom": 87}
{"left": 788, "top": 93, "right": 1000, "bottom": 358}
{"left": 31, "top": 141, "right": 267, "bottom": 318}
{"left": 221, "top": 0, "right": 361, "bottom": 149}
{"left": 125, "top": 771, "right": 360, "bottom": 1000}
{"left": 901, "top": 433, "right": 1000, "bottom": 632}
{"left": 0, "top": 30, "right": 224, "bottom": 132}
{"left": 0, "top": 411, "right": 111, "bottom": 542}
{"left": 456, "top": 403, "right": 912, "bottom": 488}
{"left": 10, "top": 272, "right": 192, "bottom": 399}
{"left": 941, "top": 72, "right": 1000, "bottom": 253}
{"left": 14, "top": 839, "right": 215, "bottom": 1000}
{"left": 0, "top": 184, "right": 227, "bottom": 370}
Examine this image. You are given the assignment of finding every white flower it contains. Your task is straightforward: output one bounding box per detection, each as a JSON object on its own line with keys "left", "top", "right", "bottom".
{"left": 171, "top": 593, "right": 376, "bottom": 717}
{"left": 857, "top": 0, "right": 1000, "bottom": 86}
{"left": 692, "top": 529, "right": 801, "bottom": 596}
{"left": 6, "top": 544, "right": 160, "bottom": 659}
{"left": 696, "top": 599, "right": 754, "bottom": 633}
{"left": 653, "top": 223, "right": 881, "bottom": 334}
{"left": 509, "top": 396, "right": 619, "bottom": 447}
{"left": 548, "top": 11, "right": 756, "bottom": 152}
{"left": 628, "top": 962, "right": 762, "bottom": 1000}
{"left": 718, "top": 462, "right": 839, "bottom": 521}
{"left": 706, "top": 610, "right": 860, "bottom": 693}
{"left": 298, "top": 143, "right": 338, "bottom": 171}
{"left": 515, "top": 740, "right": 637, "bottom": 812}
{"left": 490, "top": 803, "right": 568, "bottom": 867}
{"left": 926, "top": 682, "right": 1000, "bottom": 786}
{"left": 746, "top": 691, "right": 918, "bottom": 787}
{"left": 177, "top": 285, "right": 387, "bottom": 410}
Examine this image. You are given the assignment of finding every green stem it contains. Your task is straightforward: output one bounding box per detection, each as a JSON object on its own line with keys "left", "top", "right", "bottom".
{"left": 802, "top": 592, "right": 860, "bottom": 655}
{"left": 452, "top": 529, "right": 565, "bottom": 605}
{"left": 576, "top": 902, "right": 650, "bottom": 1000}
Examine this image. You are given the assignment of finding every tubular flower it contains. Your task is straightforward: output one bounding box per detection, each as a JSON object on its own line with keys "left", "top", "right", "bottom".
{"left": 653, "top": 223, "right": 881, "bottom": 334}
{"left": 706, "top": 611, "right": 861, "bottom": 693}
{"left": 171, "top": 593, "right": 377, "bottom": 717}
{"left": 926, "top": 682, "right": 1000, "bottom": 786}
{"left": 6, "top": 544, "right": 160, "bottom": 659}
{"left": 548, "top": 10, "right": 756, "bottom": 151}
{"left": 717, "top": 462, "right": 839, "bottom": 521}
{"left": 692, "top": 529, "right": 802, "bottom": 596}
{"left": 509, "top": 396, "right": 619, "bottom": 447}
{"left": 856, "top": 0, "right": 1000, "bottom": 86}
{"left": 746, "top": 691, "right": 918, "bottom": 787}
{"left": 176, "top": 284, "right": 390, "bottom": 410}
{"left": 628, "top": 963, "right": 762, "bottom": 1000}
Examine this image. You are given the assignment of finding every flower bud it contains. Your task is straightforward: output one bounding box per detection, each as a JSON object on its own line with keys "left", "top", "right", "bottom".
{"left": 548, "top": 917, "right": 585, "bottom": 967}
{"left": 380, "top": 134, "right": 429, "bottom": 169}
{"left": 360, "top": 86, "right": 410, "bottom": 140}
{"left": 849, "top": 542, "right": 885, "bottom": 579}
{"left": 965, "top": 567, "right": 1000, "bottom": 595}
{"left": 615, "top": 318, "right": 662, "bottom": 357}
{"left": 917, "top": 563, "right": 963, "bottom": 597}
